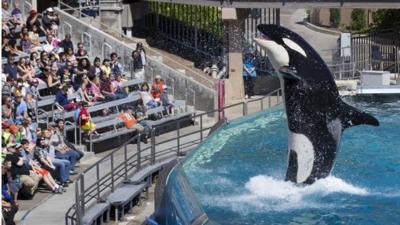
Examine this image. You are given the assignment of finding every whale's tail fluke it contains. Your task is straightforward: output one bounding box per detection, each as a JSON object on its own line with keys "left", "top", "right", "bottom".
{"left": 340, "top": 102, "right": 380, "bottom": 129}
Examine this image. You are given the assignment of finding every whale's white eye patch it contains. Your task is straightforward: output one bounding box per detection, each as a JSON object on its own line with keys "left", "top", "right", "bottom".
{"left": 283, "top": 38, "right": 307, "bottom": 58}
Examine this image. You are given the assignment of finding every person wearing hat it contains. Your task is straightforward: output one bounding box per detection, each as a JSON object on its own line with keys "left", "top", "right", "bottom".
{"left": 151, "top": 75, "right": 165, "bottom": 101}
{"left": 6, "top": 142, "right": 42, "bottom": 199}
{"left": 243, "top": 52, "right": 257, "bottom": 99}
{"left": 26, "top": 9, "right": 41, "bottom": 30}
{"left": 42, "top": 7, "right": 59, "bottom": 32}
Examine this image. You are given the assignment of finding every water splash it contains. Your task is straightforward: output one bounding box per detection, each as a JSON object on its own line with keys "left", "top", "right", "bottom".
{"left": 200, "top": 175, "right": 369, "bottom": 214}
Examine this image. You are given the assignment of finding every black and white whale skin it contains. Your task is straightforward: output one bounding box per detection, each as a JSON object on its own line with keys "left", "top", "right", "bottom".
{"left": 254, "top": 24, "right": 379, "bottom": 185}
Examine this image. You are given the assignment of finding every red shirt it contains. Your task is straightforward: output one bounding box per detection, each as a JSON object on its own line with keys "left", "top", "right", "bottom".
{"left": 78, "top": 107, "right": 89, "bottom": 125}
{"left": 151, "top": 81, "right": 164, "bottom": 99}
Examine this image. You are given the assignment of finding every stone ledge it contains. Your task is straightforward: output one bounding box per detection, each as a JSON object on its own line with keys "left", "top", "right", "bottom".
{"left": 303, "top": 21, "right": 341, "bottom": 36}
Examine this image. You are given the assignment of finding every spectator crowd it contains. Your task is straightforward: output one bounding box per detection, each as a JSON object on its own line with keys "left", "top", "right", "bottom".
{"left": 1, "top": 2, "right": 178, "bottom": 225}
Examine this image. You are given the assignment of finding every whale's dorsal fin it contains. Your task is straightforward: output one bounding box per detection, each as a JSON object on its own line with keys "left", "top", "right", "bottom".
{"left": 340, "top": 102, "right": 379, "bottom": 129}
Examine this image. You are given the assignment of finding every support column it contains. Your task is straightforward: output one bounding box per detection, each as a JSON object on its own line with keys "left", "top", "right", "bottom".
{"left": 99, "top": 0, "right": 123, "bottom": 33}
{"left": 222, "top": 8, "right": 250, "bottom": 104}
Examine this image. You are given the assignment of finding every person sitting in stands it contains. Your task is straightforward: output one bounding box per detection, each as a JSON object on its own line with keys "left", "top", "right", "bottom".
{"left": 151, "top": 75, "right": 164, "bottom": 101}
{"left": 100, "top": 59, "right": 111, "bottom": 78}
{"left": 35, "top": 135, "right": 71, "bottom": 187}
{"left": 56, "top": 85, "right": 78, "bottom": 111}
{"left": 77, "top": 101, "right": 98, "bottom": 136}
{"left": 59, "top": 34, "right": 74, "bottom": 52}
{"left": 140, "top": 82, "right": 159, "bottom": 109}
{"left": 110, "top": 52, "right": 123, "bottom": 76}
{"left": 20, "top": 139, "right": 64, "bottom": 193}
{"left": 2, "top": 157, "right": 19, "bottom": 225}
{"left": 75, "top": 42, "right": 89, "bottom": 60}
{"left": 49, "top": 124, "right": 79, "bottom": 174}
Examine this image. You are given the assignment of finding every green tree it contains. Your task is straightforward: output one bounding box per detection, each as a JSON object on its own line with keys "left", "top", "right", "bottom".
{"left": 351, "top": 9, "right": 366, "bottom": 31}
{"left": 372, "top": 9, "right": 400, "bottom": 29}
{"left": 329, "top": 8, "right": 340, "bottom": 28}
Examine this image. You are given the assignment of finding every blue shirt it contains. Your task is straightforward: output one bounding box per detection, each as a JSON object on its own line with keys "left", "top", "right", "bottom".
{"left": 4, "top": 63, "right": 18, "bottom": 80}
{"left": 56, "top": 91, "right": 69, "bottom": 106}
{"left": 243, "top": 58, "right": 257, "bottom": 77}
{"left": 16, "top": 100, "right": 28, "bottom": 119}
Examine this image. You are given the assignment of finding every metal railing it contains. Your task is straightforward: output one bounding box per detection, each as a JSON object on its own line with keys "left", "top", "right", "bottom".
{"left": 65, "top": 88, "right": 282, "bottom": 225}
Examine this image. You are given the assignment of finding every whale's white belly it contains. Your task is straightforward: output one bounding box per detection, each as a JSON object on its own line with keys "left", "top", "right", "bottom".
{"left": 288, "top": 131, "right": 315, "bottom": 183}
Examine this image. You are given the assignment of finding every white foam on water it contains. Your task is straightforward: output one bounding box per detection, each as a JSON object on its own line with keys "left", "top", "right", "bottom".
{"left": 200, "top": 175, "right": 369, "bottom": 215}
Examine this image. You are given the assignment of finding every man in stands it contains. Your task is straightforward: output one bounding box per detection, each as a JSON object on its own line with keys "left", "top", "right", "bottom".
{"left": 4, "top": 55, "right": 18, "bottom": 80}
{"left": 110, "top": 52, "right": 124, "bottom": 76}
{"left": 56, "top": 84, "right": 78, "bottom": 111}
{"left": 42, "top": 7, "right": 60, "bottom": 33}
{"left": 6, "top": 143, "right": 42, "bottom": 199}
{"left": 55, "top": 119, "right": 84, "bottom": 161}
{"left": 60, "top": 34, "right": 74, "bottom": 52}
{"left": 49, "top": 123, "right": 80, "bottom": 174}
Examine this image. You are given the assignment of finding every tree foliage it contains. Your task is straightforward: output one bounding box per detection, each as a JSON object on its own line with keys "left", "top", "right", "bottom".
{"left": 351, "top": 9, "right": 366, "bottom": 31}
{"left": 329, "top": 8, "right": 340, "bottom": 28}
{"left": 372, "top": 9, "right": 400, "bottom": 29}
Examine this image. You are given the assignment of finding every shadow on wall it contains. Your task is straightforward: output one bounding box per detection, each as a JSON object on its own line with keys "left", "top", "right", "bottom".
{"left": 253, "top": 74, "right": 280, "bottom": 95}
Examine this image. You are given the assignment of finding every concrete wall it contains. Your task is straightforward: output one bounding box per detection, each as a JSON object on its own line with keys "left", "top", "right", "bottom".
{"left": 55, "top": 7, "right": 216, "bottom": 112}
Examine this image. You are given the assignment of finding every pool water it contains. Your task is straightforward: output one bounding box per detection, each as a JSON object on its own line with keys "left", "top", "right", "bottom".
{"left": 182, "top": 98, "right": 400, "bottom": 225}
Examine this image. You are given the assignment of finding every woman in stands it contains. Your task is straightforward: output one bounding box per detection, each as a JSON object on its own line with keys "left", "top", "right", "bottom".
{"left": 28, "top": 24, "right": 42, "bottom": 51}
{"left": 88, "top": 76, "right": 105, "bottom": 102}
{"left": 75, "top": 42, "right": 88, "bottom": 60}
{"left": 16, "top": 57, "right": 33, "bottom": 82}
{"left": 72, "top": 58, "right": 88, "bottom": 91}
{"left": 77, "top": 79, "right": 94, "bottom": 105}
{"left": 89, "top": 57, "right": 102, "bottom": 78}
{"left": 38, "top": 51, "right": 50, "bottom": 71}
{"left": 140, "top": 82, "right": 159, "bottom": 109}
{"left": 101, "top": 59, "right": 112, "bottom": 78}
{"left": 65, "top": 47, "right": 76, "bottom": 64}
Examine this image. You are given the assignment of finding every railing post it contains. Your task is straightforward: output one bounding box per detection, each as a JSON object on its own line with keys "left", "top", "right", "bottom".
{"left": 124, "top": 144, "right": 128, "bottom": 180}
{"left": 96, "top": 164, "right": 100, "bottom": 201}
{"left": 75, "top": 181, "right": 81, "bottom": 225}
{"left": 177, "top": 120, "right": 180, "bottom": 156}
{"left": 200, "top": 115, "right": 203, "bottom": 142}
{"left": 80, "top": 174, "right": 85, "bottom": 216}
{"left": 268, "top": 96, "right": 271, "bottom": 108}
{"left": 260, "top": 98, "right": 264, "bottom": 110}
{"left": 151, "top": 129, "right": 156, "bottom": 165}
{"left": 111, "top": 153, "right": 114, "bottom": 192}
{"left": 243, "top": 102, "right": 248, "bottom": 116}
{"left": 136, "top": 134, "right": 141, "bottom": 170}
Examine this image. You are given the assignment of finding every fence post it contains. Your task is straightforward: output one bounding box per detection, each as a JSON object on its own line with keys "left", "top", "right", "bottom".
{"left": 75, "top": 181, "right": 81, "bottom": 225}
{"left": 111, "top": 153, "right": 114, "bottom": 192}
{"left": 80, "top": 174, "right": 85, "bottom": 216}
{"left": 260, "top": 98, "right": 264, "bottom": 110}
{"left": 136, "top": 134, "right": 141, "bottom": 170}
{"left": 200, "top": 115, "right": 203, "bottom": 142}
{"left": 96, "top": 164, "right": 100, "bottom": 201}
{"left": 151, "top": 129, "right": 156, "bottom": 165}
{"left": 124, "top": 144, "right": 128, "bottom": 180}
{"left": 243, "top": 102, "right": 248, "bottom": 116}
{"left": 176, "top": 120, "right": 180, "bottom": 156}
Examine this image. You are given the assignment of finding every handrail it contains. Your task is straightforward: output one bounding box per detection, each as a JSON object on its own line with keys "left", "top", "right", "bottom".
{"left": 65, "top": 88, "right": 282, "bottom": 225}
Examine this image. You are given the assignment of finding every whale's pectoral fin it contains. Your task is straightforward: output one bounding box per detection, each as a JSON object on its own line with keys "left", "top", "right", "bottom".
{"left": 341, "top": 103, "right": 380, "bottom": 129}
{"left": 279, "top": 66, "right": 302, "bottom": 81}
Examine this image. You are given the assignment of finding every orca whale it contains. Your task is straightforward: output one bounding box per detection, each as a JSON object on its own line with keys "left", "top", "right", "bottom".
{"left": 254, "top": 24, "right": 379, "bottom": 185}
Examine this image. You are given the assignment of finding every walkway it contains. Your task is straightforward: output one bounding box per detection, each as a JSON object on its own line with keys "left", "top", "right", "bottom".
{"left": 280, "top": 9, "right": 339, "bottom": 62}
